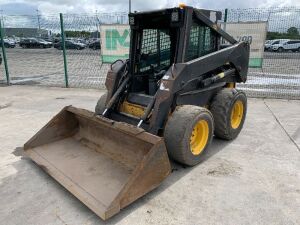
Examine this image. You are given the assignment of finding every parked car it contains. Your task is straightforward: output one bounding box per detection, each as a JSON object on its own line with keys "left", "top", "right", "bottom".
{"left": 13, "top": 37, "right": 21, "bottom": 44}
{"left": 89, "top": 40, "right": 101, "bottom": 50}
{"left": 2, "top": 39, "right": 16, "bottom": 48}
{"left": 54, "top": 40, "right": 86, "bottom": 50}
{"left": 19, "top": 38, "right": 52, "bottom": 48}
{"left": 264, "top": 39, "right": 289, "bottom": 51}
{"left": 264, "top": 40, "right": 273, "bottom": 51}
{"left": 43, "top": 37, "right": 54, "bottom": 43}
{"left": 76, "top": 38, "right": 88, "bottom": 46}
{"left": 272, "top": 40, "right": 300, "bottom": 52}
{"left": 53, "top": 37, "right": 61, "bottom": 44}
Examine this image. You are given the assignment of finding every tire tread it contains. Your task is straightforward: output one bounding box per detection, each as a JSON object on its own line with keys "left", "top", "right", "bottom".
{"left": 164, "top": 105, "right": 214, "bottom": 166}
{"left": 210, "top": 88, "right": 247, "bottom": 140}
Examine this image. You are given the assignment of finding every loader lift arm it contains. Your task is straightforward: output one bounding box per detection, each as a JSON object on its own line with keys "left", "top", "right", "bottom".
{"left": 148, "top": 41, "right": 249, "bottom": 134}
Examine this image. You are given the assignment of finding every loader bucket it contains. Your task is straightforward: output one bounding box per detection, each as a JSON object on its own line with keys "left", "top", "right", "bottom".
{"left": 24, "top": 106, "right": 171, "bottom": 220}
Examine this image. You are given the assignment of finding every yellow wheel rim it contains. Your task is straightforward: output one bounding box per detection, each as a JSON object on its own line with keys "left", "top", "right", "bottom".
{"left": 190, "top": 120, "right": 209, "bottom": 155}
{"left": 231, "top": 100, "right": 244, "bottom": 129}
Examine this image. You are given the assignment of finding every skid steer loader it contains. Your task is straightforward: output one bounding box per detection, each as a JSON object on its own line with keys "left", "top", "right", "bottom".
{"left": 24, "top": 5, "right": 250, "bottom": 220}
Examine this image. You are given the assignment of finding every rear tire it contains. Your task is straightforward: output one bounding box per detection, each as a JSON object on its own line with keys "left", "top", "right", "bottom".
{"left": 95, "top": 92, "right": 108, "bottom": 115}
{"left": 164, "top": 105, "right": 214, "bottom": 166}
{"left": 210, "top": 88, "right": 247, "bottom": 140}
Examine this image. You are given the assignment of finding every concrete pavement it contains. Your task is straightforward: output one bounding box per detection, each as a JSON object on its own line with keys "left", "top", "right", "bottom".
{"left": 0, "top": 86, "right": 299, "bottom": 225}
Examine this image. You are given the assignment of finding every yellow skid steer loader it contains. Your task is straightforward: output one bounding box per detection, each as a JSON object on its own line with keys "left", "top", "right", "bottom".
{"left": 24, "top": 6, "right": 249, "bottom": 220}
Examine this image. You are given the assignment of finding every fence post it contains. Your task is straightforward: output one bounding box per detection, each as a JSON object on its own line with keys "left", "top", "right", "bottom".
{"left": 0, "top": 19, "right": 10, "bottom": 85}
{"left": 224, "top": 8, "right": 228, "bottom": 23}
{"left": 59, "top": 13, "right": 69, "bottom": 88}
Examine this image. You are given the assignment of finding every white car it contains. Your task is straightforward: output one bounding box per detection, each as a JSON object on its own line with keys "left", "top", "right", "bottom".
{"left": 37, "top": 38, "right": 53, "bottom": 46}
{"left": 265, "top": 39, "right": 289, "bottom": 51}
{"left": 272, "top": 40, "right": 300, "bottom": 52}
{"left": 264, "top": 40, "right": 274, "bottom": 50}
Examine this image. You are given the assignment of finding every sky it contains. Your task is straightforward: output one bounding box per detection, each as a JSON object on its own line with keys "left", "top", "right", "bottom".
{"left": 0, "top": 0, "right": 300, "bottom": 15}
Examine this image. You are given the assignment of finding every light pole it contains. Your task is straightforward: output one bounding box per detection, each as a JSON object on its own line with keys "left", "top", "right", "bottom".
{"left": 129, "top": 0, "right": 131, "bottom": 13}
{"left": 95, "top": 10, "right": 100, "bottom": 39}
{"left": 36, "top": 9, "right": 41, "bottom": 30}
{"left": 0, "top": 10, "right": 4, "bottom": 27}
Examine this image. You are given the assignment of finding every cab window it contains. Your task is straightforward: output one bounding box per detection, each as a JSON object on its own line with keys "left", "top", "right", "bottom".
{"left": 185, "top": 22, "right": 217, "bottom": 62}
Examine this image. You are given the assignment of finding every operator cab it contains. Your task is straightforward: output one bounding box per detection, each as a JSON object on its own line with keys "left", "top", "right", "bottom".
{"left": 112, "top": 6, "right": 224, "bottom": 123}
{"left": 128, "top": 7, "right": 222, "bottom": 97}
{"left": 128, "top": 8, "right": 183, "bottom": 96}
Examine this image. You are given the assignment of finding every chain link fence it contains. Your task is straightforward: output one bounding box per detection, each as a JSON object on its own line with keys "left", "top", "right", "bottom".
{"left": 62, "top": 13, "right": 127, "bottom": 88}
{"left": 224, "top": 8, "right": 300, "bottom": 99}
{"left": 0, "top": 8, "right": 300, "bottom": 99}
{"left": 1, "top": 14, "right": 65, "bottom": 86}
{"left": 0, "top": 12, "right": 128, "bottom": 88}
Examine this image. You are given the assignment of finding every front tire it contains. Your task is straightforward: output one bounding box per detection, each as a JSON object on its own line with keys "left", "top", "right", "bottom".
{"left": 164, "top": 105, "right": 214, "bottom": 166}
{"left": 210, "top": 88, "right": 247, "bottom": 140}
{"left": 95, "top": 92, "right": 108, "bottom": 115}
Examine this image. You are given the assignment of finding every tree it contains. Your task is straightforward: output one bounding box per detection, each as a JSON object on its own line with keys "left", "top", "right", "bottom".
{"left": 287, "top": 27, "right": 299, "bottom": 36}
{"left": 266, "top": 28, "right": 300, "bottom": 40}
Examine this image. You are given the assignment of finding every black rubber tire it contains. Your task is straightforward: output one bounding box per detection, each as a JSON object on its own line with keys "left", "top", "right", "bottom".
{"left": 95, "top": 92, "right": 108, "bottom": 115}
{"left": 164, "top": 105, "right": 214, "bottom": 166}
{"left": 210, "top": 88, "right": 247, "bottom": 140}
{"left": 278, "top": 47, "right": 283, "bottom": 52}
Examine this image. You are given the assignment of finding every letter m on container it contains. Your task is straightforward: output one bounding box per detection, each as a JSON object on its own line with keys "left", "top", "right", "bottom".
{"left": 105, "top": 29, "right": 130, "bottom": 50}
